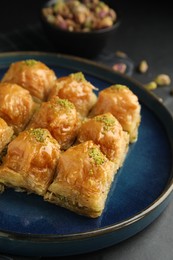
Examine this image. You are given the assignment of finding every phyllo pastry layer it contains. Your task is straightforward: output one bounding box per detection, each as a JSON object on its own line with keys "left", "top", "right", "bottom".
{"left": 48, "top": 72, "right": 97, "bottom": 118}
{"left": 0, "top": 117, "right": 14, "bottom": 154}
{"left": 90, "top": 84, "right": 141, "bottom": 143}
{"left": 0, "top": 82, "right": 37, "bottom": 134}
{"left": 77, "top": 113, "right": 129, "bottom": 168}
{"left": 27, "top": 97, "right": 80, "bottom": 150}
{"left": 44, "top": 140, "right": 116, "bottom": 218}
{"left": 0, "top": 128, "right": 60, "bottom": 195}
{"left": 1, "top": 59, "right": 57, "bottom": 101}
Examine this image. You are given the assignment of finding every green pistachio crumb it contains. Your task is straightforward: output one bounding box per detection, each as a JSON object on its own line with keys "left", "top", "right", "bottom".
{"left": 89, "top": 169, "right": 94, "bottom": 175}
{"left": 98, "top": 2, "right": 106, "bottom": 8}
{"left": 154, "top": 74, "right": 171, "bottom": 86}
{"left": 53, "top": 0, "right": 65, "bottom": 13}
{"left": 88, "top": 147, "right": 105, "bottom": 166}
{"left": 24, "top": 59, "right": 37, "bottom": 66}
{"left": 110, "top": 84, "right": 128, "bottom": 90}
{"left": 95, "top": 114, "right": 115, "bottom": 131}
{"left": 144, "top": 81, "right": 157, "bottom": 90}
{"left": 138, "top": 60, "right": 148, "bottom": 73}
{"left": 57, "top": 98, "right": 74, "bottom": 109}
{"left": 57, "top": 194, "right": 68, "bottom": 203}
{"left": 29, "top": 128, "right": 46, "bottom": 142}
{"left": 70, "top": 72, "right": 85, "bottom": 82}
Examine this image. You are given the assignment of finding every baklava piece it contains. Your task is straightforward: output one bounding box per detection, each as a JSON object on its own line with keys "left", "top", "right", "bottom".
{"left": 77, "top": 113, "right": 129, "bottom": 168}
{"left": 44, "top": 140, "right": 116, "bottom": 218}
{"left": 0, "top": 83, "right": 37, "bottom": 134}
{"left": 0, "top": 117, "right": 14, "bottom": 154}
{"left": 27, "top": 97, "right": 80, "bottom": 150}
{"left": 1, "top": 59, "right": 57, "bottom": 101}
{"left": 48, "top": 72, "right": 98, "bottom": 118}
{"left": 90, "top": 84, "right": 141, "bottom": 143}
{"left": 0, "top": 128, "right": 60, "bottom": 195}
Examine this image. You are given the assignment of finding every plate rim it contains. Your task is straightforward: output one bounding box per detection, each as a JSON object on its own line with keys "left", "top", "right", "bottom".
{"left": 0, "top": 51, "right": 172, "bottom": 243}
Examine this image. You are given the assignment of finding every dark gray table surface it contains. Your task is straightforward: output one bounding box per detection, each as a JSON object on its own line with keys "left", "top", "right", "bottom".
{"left": 0, "top": 0, "right": 173, "bottom": 259}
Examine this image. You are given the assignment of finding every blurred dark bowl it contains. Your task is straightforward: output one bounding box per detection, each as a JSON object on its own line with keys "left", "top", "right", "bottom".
{"left": 40, "top": 0, "right": 120, "bottom": 58}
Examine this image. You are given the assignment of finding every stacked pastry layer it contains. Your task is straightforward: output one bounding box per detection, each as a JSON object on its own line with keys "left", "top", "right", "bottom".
{"left": 0, "top": 59, "right": 141, "bottom": 218}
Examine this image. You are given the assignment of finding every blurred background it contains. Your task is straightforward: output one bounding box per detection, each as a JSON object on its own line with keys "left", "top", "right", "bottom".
{"left": 0, "top": 0, "right": 173, "bottom": 106}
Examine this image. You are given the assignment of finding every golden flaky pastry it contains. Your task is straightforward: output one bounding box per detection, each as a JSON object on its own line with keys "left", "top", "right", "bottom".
{"left": 0, "top": 82, "right": 37, "bottom": 134}
{"left": 1, "top": 59, "right": 57, "bottom": 101}
{"left": 77, "top": 112, "right": 129, "bottom": 168}
{"left": 0, "top": 117, "right": 14, "bottom": 154}
{"left": 0, "top": 128, "right": 60, "bottom": 196}
{"left": 27, "top": 97, "right": 81, "bottom": 150}
{"left": 44, "top": 140, "right": 116, "bottom": 218}
{"left": 48, "top": 72, "right": 97, "bottom": 118}
{"left": 0, "top": 59, "right": 142, "bottom": 218}
{"left": 90, "top": 84, "right": 141, "bottom": 143}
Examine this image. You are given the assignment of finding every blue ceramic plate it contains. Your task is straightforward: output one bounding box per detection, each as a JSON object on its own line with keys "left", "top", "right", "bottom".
{"left": 0, "top": 52, "right": 172, "bottom": 257}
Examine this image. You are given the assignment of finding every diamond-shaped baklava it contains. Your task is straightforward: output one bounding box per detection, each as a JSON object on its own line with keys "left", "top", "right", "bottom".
{"left": 2, "top": 59, "right": 57, "bottom": 101}
{"left": 0, "top": 128, "right": 60, "bottom": 196}
{"left": 90, "top": 84, "right": 141, "bottom": 143}
{"left": 0, "top": 82, "right": 38, "bottom": 134}
{"left": 77, "top": 113, "right": 129, "bottom": 168}
{"left": 48, "top": 72, "right": 97, "bottom": 118}
{"left": 45, "top": 140, "right": 116, "bottom": 218}
{"left": 27, "top": 97, "right": 80, "bottom": 150}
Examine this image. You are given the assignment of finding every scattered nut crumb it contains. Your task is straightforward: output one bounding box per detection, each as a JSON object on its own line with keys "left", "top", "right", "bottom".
{"left": 144, "top": 81, "right": 157, "bottom": 90}
{"left": 112, "top": 63, "right": 127, "bottom": 73}
{"left": 154, "top": 74, "right": 171, "bottom": 86}
{"left": 115, "top": 51, "right": 127, "bottom": 58}
{"left": 138, "top": 60, "right": 148, "bottom": 74}
{"left": 158, "top": 97, "right": 163, "bottom": 103}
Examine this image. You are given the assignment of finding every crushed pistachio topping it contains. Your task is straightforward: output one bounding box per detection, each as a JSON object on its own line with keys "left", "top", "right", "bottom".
{"left": 57, "top": 194, "right": 68, "bottom": 203}
{"left": 29, "top": 128, "right": 46, "bottom": 142}
{"left": 88, "top": 147, "right": 105, "bottom": 166}
{"left": 24, "top": 59, "right": 38, "bottom": 66}
{"left": 70, "top": 72, "right": 85, "bottom": 82}
{"left": 57, "top": 98, "right": 74, "bottom": 109}
{"left": 95, "top": 114, "right": 115, "bottom": 131}
{"left": 110, "top": 84, "right": 128, "bottom": 90}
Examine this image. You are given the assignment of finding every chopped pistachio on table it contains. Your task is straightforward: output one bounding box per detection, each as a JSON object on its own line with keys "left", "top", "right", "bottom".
{"left": 144, "top": 74, "right": 171, "bottom": 91}
{"left": 154, "top": 74, "right": 171, "bottom": 86}
{"left": 112, "top": 63, "right": 127, "bottom": 74}
{"left": 111, "top": 52, "right": 172, "bottom": 95}
{"left": 138, "top": 60, "right": 149, "bottom": 74}
{"left": 115, "top": 50, "right": 128, "bottom": 58}
{"left": 144, "top": 81, "right": 157, "bottom": 90}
